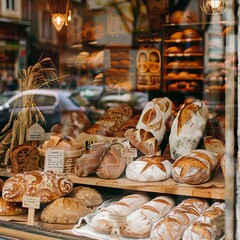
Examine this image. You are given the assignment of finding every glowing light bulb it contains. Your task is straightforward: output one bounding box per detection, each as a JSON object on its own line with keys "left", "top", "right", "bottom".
{"left": 52, "top": 13, "right": 65, "bottom": 31}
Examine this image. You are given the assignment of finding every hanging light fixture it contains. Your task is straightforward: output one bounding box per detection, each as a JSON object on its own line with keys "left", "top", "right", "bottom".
{"left": 200, "top": 0, "right": 227, "bottom": 15}
{"left": 48, "top": 0, "right": 71, "bottom": 31}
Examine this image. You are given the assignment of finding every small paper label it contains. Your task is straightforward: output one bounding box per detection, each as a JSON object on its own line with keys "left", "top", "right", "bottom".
{"left": 23, "top": 196, "right": 40, "bottom": 209}
{"left": 27, "top": 123, "right": 45, "bottom": 141}
{"left": 121, "top": 148, "right": 137, "bottom": 158}
{"left": 44, "top": 148, "right": 65, "bottom": 173}
{"left": 109, "top": 213, "right": 127, "bottom": 227}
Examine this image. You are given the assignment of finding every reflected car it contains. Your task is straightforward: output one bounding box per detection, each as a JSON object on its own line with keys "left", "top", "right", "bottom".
{"left": 0, "top": 89, "right": 100, "bottom": 132}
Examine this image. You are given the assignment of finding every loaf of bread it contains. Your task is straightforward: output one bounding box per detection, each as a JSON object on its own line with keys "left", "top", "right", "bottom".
{"left": 2, "top": 171, "right": 73, "bottom": 203}
{"left": 50, "top": 124, "right": 82, "bottom": 138}
{"left": 220, "top": 154, "right": 225, "bottom": 178}
{"left": 10, "top": 144, "right": 40, "bottom": 174}
{"left": 172, "top": 149, "right": 218, "bottom": 184}
{"left": 85, "top": 124, "right": 112, "bottom": 137}
{"left": 182, "top": 29, "right": 201, "bottom": 39}
{"left": 71, "top": 186, "right": 103, "bottom": 207}
{"left": 204, "top": 136, "right": 225, "bottom": 161}
{"left": 96, "top": 103, "right": 133, "bottom": 132}
{"left": 42, "top": 135, "right": 82, "bottom": 151}
{"left": 91, "top": 192, "right": 150, "bottom": 234}
{"left": 182, "top": 202, "right": 225, "bottom": 240}
{"left": 75, "top": 141, "right": 110, "bottom": 177}
{"left": 184, "top": 45, "right": 202, "bottom": 54}
{"left": 113, "top": 114, "right": 140, "bottom": 138}
{"left": 124, "top": 128, "right": 161, "bottom": 156}
{"left": 126, "top": 155, "right": 172, "bottom": 182}
{"left": 96, "top": 142, "right": 127, "bottom": 179}
{"left": 61, "top": 111, "right": 91, "bottom": 132}
{"left": 0, "top": 197, "right": 27, "bottom": 216}
{"left": 136, "top": 97, "right": 173, "bottom": 144}
{"left": 165, "top": 46, "right": 183, "bottom": 54}
{"left": 40, "top": 197, "right": 90, "bottom": 224}
{"left": 169, "top": 100, "right": 209, "bottom": 160}
{"left": 150, "top": 198, "right": 209, "bottom": 240}
{"left": 121, "top": 196, "right": 175, "bottom": 238}
{"left": 170, "top": 31, "right": 183, "bottom": 40}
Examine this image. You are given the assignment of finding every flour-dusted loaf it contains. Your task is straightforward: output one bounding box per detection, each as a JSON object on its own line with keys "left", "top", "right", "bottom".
{"left": 169, "top": 100, "right": 209, "bottom": 160}
{"left": 150, "top": 198, "right": 209, "bottom": 240}
{"left": 0, "top": 197, "right": 27, "bottom": 216}
{"left": 91, "top": 192, "right": 150, "bottom": 234}
{"left": 40, "top": 197, "right": 90, "bottom": 224}
{"left": 96, "top": 142, "right": 127, "bottom": 179}
{"left": 71, "top": 186, "right": 103, "bottom": 208}
{"left": 124, "top": 128, "right": 161, "bottom": 155}
{"left": 2, "top": 170, "right": 73, "bottom": 203}
{"left": 182, "top": 202, "right": 225, "bottom": 240}
{"left": 0, "top": 178, "right": 4, "bottom": 192}
{"left": 220, "top": 154, "right": 226, "bottom": 178}
{"left": 172, "top": 149, "right": 218, "bottom": 184}
{"left": 121, "top": 196, "right": 175, "bottom": 238}
{"left": 136, "top": 97, "right": 172, "bottom": 144}
{"left": 75, "top": 141, "right": 110, "bottom": 177}
{"left": 204, "top": 136, "right": 225, "bottom": 161}
{"left": 126, "top": 155, "right": 172, "bottom": 182}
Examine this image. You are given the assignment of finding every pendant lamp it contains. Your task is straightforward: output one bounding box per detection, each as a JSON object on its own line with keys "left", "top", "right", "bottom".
{"left": 200, "top": 0, "right": 227, "bottom": 15}
{"left": 48, "top": 0, "right": 71, "bottom": 31}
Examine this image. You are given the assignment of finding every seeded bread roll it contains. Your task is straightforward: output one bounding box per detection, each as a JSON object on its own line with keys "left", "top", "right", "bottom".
{"left": 121, "top": 196, "right": 175, "bottom": 238}
{"left": 169, "top": 100, "right": 209, "bottom": 160}
{"left": 172, "top": 149, "right": 218, "bottom": 184}
{"left": 126, "top": 155, "right": 172, "bottom": 182}
{"left": 71, "top": 186, "right": 103, "bottom": 207}
{"left": 2, "top": 171, "right": 73, "bottom": 203}
{"left": 0, "top": 197, "right": 27, "bottom": 216}
{"left": 91, "top": 192, "right": 150, "bottom": 234}
{"left": 40, "top": 198, "right": 90, "bottom": 224}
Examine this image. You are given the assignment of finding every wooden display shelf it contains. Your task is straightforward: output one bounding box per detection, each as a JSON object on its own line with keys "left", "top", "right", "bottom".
{"left": 0, "top": 170, "right": 225, "bottom": 200}
{"left": 68, "top": 173, "right": 225, "bottom": 200}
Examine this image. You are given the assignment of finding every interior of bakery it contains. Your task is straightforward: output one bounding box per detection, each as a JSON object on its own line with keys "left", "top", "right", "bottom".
{"left": 0, "top": 0, "right": 238, "bottom": 239}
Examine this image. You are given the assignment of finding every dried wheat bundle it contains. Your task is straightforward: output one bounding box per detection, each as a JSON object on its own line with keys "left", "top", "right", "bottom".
{"left": 0, "top": 58, "right": 59, "bottom": 166}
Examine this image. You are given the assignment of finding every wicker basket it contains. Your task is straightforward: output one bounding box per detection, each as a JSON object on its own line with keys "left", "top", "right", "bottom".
{"left": 38, "top": 146, "right": 84, "bottom": 173}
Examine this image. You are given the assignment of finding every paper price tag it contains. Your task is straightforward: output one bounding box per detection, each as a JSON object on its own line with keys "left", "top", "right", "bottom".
{"left": 27, "top": 123, "right": 45, "bottom": 141}
{"left": 44, "top": 148, "right": 65, "bottom": 173}
{"left": 109, "top": 213, "right": 127, "bottom": 227}
{"left": 23, "top": 196, "right": 40, "bottom": 209}
{"left": 121, "top": 148, "right": 137, "bottom": 158}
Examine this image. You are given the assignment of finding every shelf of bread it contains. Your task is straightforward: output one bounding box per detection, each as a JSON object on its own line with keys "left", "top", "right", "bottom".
{"left": 164, "top": 53, "right": 203, "bottom": 57}
{"left": 68, "top": 173, "right": 224, "bottom": 200}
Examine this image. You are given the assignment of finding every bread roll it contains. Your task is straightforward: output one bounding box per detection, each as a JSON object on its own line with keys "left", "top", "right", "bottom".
{"left": 71, "top": 186, "right": 103, "bottom": 207}
{"left": 121, "top": 196, "right": 175, "bottom": 238}
{"left": 40, "top": 198, "right": 90, "bottom": 224}
{"left": 172, "top": 149, "right": 218, "bottom": 184}
{"left": 2, "top": 171, "right": 73, "bottom": 203}
{"left": 150, "top": 198, "right": 209, "bottom": 240}
{"left": 170, "top": 32, "right": 183, "bottom": 40}
{"left": 91, "top": 192, "right": 150, "bottom": 234}
{"left": 136, "top": 97, "right": 172, "bottom": 144}
{"left": 126, "top": 155, "right": 172, "bottom": 182}
{"left": 124, "top": 128, "right": 161, "bottom": 156}
{"left": 169, "top": 100, "right": 209, "bottom": 160}
{"left": 50, "top": 124, "right": 82, "bottom": 138}
{"left": 165, "top": 46, "right": 183, "bottom": 54}
{"left": 96, "top": 142, "right": 127, "bottom": 179}
{"left": 61, "top": 111, "right": 91, "bottom": 132}
{"left": 0, "top": 197, "right": 27, "bottom": 216}
{"left": 184, "top": 45, "right": 202, "bottom": 53}
{"left": 182, "top": 202, "right": 225, "bottom": 240}
{"left": 42, "top": 135, "right": 82, "bottom": 151}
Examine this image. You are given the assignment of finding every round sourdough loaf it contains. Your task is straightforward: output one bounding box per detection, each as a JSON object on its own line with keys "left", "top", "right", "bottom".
{"left": 171, "top": 149, "right": 218, "bottom": 184}
{"left": 126, "top": 155, "right": 172, "bottom": 182}
{"left": 40, "top": 197, "right": 90, "bottom": 224}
